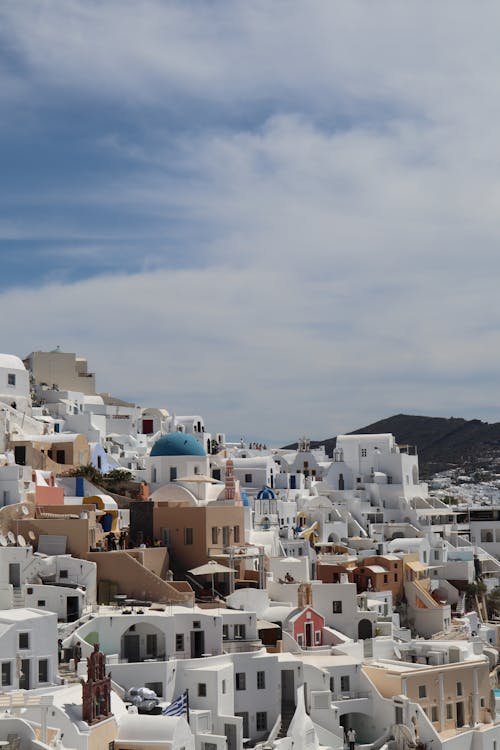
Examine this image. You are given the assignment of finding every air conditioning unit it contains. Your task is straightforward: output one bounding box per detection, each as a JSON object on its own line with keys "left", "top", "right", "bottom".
{"left": 427, "top": 651, "right": 444, "bottom": 666}
{"left": 448, "top": 646, "right": 461, "bottom": 663}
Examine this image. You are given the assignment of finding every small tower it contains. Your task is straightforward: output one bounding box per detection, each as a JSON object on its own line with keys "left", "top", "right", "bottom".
{"left": 225, "top": 459, "right": 241, "bottom": 505}
{"left": 297, "top": 582, "right": 313, "bottom": 609}
{"left": 82, "top": 644, "right": 112, "bottom": 725}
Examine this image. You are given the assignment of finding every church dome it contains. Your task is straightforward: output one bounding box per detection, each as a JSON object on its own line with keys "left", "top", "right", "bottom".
{"left": 257, "top": 486, "right": 275, "bottom": 500}
{"left": 150, "top": 432, "right": 206, "bottom": 457}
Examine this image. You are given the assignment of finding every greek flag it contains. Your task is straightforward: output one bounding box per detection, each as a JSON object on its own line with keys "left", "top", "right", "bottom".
{"left": 162, "top": 690, "right": 188, "bottom": 717}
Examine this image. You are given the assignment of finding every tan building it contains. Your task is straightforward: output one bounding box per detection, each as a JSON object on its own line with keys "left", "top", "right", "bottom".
{"left": 24, "top": 349, "right": 96, "bottom": 395}
{"left": 149, "top": 501, "right": 245, "bottom": 574}
{"left": 353, "top": 554, "right": 403, "bottom": 599}
{"left": 364, "top": 657, "right": 493, "bottom": 734}
{"left": 10, "top": 433, "right": 90, "bottom": 470}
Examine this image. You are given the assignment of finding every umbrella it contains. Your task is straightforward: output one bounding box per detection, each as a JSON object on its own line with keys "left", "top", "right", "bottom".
{"left": 189, "top": 560, "right": 236, "bottom": 598}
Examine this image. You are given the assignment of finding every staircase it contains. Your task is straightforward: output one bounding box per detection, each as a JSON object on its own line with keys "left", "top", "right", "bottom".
{"left": 456, "top": 592, "right": 465, "bottom": 616}
{"left": 12, "top": 588, "right": 25, "bottom": 609}
{"left": 277, "top": 701, "right": 295, "bottom": 739}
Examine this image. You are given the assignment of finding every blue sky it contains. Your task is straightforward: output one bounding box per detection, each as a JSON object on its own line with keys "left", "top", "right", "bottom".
{"left": 1, "top": 1, "right": 500, "bottom": 443}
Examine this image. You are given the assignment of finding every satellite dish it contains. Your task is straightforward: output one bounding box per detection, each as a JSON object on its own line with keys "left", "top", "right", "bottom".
{"left": 28, "top": 530, "right": 36, "bottom": 541}
{"left": 17, "top": 535, "right": 26, "bottom": 547}
{"left": 0, "top": 534, "right": 7, "bottom": 547}
{"left": 7, "top": 531, "right": 16, "bottom": 544}
{"left": 21, "top": 505, "right": 29, "bottom": 516}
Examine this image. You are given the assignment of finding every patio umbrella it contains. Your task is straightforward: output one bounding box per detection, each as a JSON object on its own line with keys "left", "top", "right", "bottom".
{"left": 188, "top": 560, "right": 236, "bottom": 598}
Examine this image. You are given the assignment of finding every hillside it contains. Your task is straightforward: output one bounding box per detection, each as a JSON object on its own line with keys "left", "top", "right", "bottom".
{"left": 285, "top": 414, "right": 500, "bottom": 477}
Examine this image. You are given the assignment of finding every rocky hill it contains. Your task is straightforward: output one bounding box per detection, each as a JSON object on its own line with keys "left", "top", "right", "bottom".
{"left": 286, "top": 414, "right": 500, "bottom": 477}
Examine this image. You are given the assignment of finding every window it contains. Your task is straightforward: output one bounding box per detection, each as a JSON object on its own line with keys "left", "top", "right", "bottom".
{"left": 456, "top": 682, "right": 463, "bottom": 696}
{"left": 1, "top": 662, "right": 11, "bottom": 686}
{"left": 395, "top": 705, "right": 403, "bottom": 725}
{"left": 329, "top": 677, "right": 334, "bottom": 693}
{"left": 212, "top": 527, "right": 218, "bottom": 544}
{"left": 146, "top": 634, "right": 157, "bottom": 656}
{"left": 152, "top": 467, "right": 157, "bottom": 483}
{"left": 236, "top": 672, "right": 246, "bottom": 690}
{"left": 384, "top": 575, "right": 388, "bottom": 583}
{"left": 203, "top": 744, "right": 218, "bottom": 750}
{"left": 315, "top": 631, "right": 321, "bottom": 644}
{"left": 234, "top": 624, "right": 246, "bottom": 640}
{"left": 184, "top": 528, "right": 193, "bottom": 545}
{"left": 332, "top": 601, "right": 342, "bottom": 614}
{"left": 60, "top": 569, "right": 68, "bottom": 579}
{"left": 222, "top": 625, "right": 229, "bottom": 640}
{"left": 256, "top": 712, "right": 268, "bottom": 732}
{"left": 257, "top": 671, "right": 265, "bottom": 689}
{"left": 194, "top": 466, "right": 199, "bottom": 475}
{"left": 431, "top": 706, "right": 438, "bottom": 723}
{"left": 394, "top": 574, "right": 398, "bottom": 582}
{"left": 37, "top": 600, "right": 46, "bottom": 607}
{"left": 418, "top": 685, "right": 427, "bottom": 699}
{"left": 446, "top": 704, "right": 453, "bottom": 720}
{"left": 193, "top": 621, "right": 200, "bottom": 629}
{"left": 198, "top": 683, "right": 207, "bottom": 697}
{"left": 434, "top": 550, "right": 440, "bottom": 560}
{"left": 234, "top": 526, "right": 240, "bottom": 543}
{"left": 222, "top": 679, "right": 226, "bottom": 694}
{"left": 19, "top": 633, "right": 29, "bottom": 649}
{"left": 7, "top": 373, "right": 15, "bottom": 386}
{"left": 175, "top": 634, "right": 184, "bottom": 651}
{"left": 222, "top": 526, "right": 229, "bottom": 546}
{"left": 245, "top": 474, "right": 252, "bottom": 483}
{"left": 340, "top": 676, "right": 350, "bottom": 693}
{"left": 361, "top": 448, "right": 367, "bottom": 457}
{"left": 170, "top": 467, "right": 177, "bottom": 481}
{"left": 38, "top": 659, "right": 48, "bottom": 682}
{"left": 387, "top": 475, "right": 393, "bottom": 484}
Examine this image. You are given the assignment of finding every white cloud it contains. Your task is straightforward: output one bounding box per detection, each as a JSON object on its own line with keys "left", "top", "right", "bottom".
{"left": 1, "top": 1, "right": 500, "bottom": 440}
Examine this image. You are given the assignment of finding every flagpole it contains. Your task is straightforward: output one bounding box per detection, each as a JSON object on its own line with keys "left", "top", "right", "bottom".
{"left": 186, "top": 689, "right": 190, "bottom": 724}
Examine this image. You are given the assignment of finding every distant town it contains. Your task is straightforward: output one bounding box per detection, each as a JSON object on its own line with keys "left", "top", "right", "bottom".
{"left": 0, "top": 349, "right": 499, "bottom": 750}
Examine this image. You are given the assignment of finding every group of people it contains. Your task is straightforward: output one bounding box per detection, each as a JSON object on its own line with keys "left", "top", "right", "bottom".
{"left": 104, "top": 530, "right": 128, "bottom": 551}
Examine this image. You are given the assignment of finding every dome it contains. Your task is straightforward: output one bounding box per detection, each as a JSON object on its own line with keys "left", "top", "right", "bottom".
{"left": 150, "top": 432, "right": 206, "bottom": 457}
{"left": 0, "top": 354, "right": 26, "bottom": 370}
{"left": 257, "top": 486, "right": 275, "bottom": 500}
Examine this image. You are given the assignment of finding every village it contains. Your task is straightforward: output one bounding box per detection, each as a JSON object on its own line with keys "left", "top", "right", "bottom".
{"left": 0, "top": 350, "right": 499, "bottom": 750}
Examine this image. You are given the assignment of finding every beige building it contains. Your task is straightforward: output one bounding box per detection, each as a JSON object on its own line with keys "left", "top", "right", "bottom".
{"left": 24, "top": 350, "right": 96, "bottom": 395}
{"left": 151, "top": 502, "right": 246, "bottom": 573}
{"left": 364, "top": 657, "right": 494, "bottom": 735}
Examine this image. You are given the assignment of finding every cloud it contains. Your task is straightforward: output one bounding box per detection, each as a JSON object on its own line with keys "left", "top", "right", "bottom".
{"left": 1, "top": 1, "right": 500, "bottom": 441}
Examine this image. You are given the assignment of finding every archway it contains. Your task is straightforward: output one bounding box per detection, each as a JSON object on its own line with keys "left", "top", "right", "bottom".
{"left": 358, "top": 618, "right": 373, "bottom": 640}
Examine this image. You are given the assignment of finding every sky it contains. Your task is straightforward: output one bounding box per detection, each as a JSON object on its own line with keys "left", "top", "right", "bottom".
{"left": 1, "top": 1, "right": 500, "bottom": 444}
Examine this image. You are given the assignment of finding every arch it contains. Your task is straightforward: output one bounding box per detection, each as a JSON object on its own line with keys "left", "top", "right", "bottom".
{"left": 357, "top": 618, "right": 373, "bottom": 640}
{"left": 328, "top": 532, "right": 339, "bottom": 543}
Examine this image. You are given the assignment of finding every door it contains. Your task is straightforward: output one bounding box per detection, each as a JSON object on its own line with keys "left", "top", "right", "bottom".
{"left": 235, "top": 712, "right": 249, "bottom": 740}
{"left": 456, "top": 701, "right": 464, "bottom": 727}
{"left": 191, "top": 630, "right": 205, "bottom": 658}
{"left": 14, "top": 446, "right": 26, "bottom": 466}
{"left": 305, "top": 621, "right": 314, "bottom": 647}
{"left": 19, "top": 659, "right": 30, "bottom": 690}
{"left": 281, "top": 669, "right": 295, "bottom": 705}
{"left": 224, "top": 723, "right": 237, "bottom": 750}
{"left": 142, "top": 419, "right": 154, "bottom": 434}
{"left": 9, "top": 563, "right": 21, "bottom": 588}
{"left": 123, "top": 634, "right": 140, "bottom": 662}
{"left": 67, "top": 596, "right": 80, "bottom": 622}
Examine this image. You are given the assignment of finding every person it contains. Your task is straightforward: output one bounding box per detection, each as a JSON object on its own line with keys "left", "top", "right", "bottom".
{"left": 73, "top": 642, "right": 82, "bottom": 671}
{"left": 347, "top": 727, "right": 356, "bottom": 750}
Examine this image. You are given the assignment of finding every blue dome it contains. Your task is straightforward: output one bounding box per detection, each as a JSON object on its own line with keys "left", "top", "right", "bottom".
{"left": 150, "top": 433, "right": 206, "bottom": 458}
{"left": 257, "top": 486, "right": 275, "bottom": 500}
